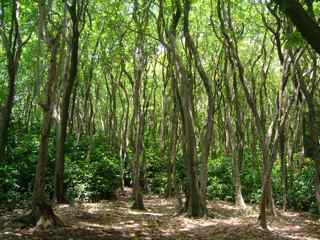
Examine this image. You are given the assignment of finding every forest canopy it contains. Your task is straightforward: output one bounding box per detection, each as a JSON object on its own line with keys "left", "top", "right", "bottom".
{"left": 1, "top": 0, "right": 320, "bottom": 236}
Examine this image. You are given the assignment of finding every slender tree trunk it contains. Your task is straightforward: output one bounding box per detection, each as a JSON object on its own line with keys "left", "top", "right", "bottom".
{"left": 0, "top": 68, "right": 16, "bottom": 161}
{"left": 0, "top": 1, "right": 24, "bottom": 161}
{"left": 167, "top": 69, "right": 178, "bottom": 198}
{"left": 279, "top": 126, "right": 288, "bottom": 210}
{"left": 55, "top": 0, "right": 80, "bottom": 203}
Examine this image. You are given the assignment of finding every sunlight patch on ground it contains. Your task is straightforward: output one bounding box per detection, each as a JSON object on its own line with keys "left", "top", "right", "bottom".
{"left": 57, "top": 204, "right": 70, "bottom": 209}
{"left": 128, "top": 209, "right": 164, "bottom": 216}
{"left": 2, "top": 192, "right": 320, "bottom": 240}
{"left": 271, "top": 224, "right": 301, "bottom": 232}
{"left": 79, "top": 221, "right": 110, "bottom": 229}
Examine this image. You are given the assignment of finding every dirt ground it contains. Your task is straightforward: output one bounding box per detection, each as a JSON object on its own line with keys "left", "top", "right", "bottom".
{"left": 1, "top": 190, "right": 320, "bottom": 240}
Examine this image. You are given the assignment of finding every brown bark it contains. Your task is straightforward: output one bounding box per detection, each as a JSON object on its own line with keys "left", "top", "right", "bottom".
{"left": 223, "top": 57, "right": 246, "bottom": 209}
{"left": 27, "top": 1, "right": 65, "bottom": 227}
{"left": 31, "top": 34, "right": 62, "bottom": 227}
{"left": 215, "top": 0, "right": 294, "bottom": 228}
{"left": 166, "top": 0, "right": 206, "bottom": 217}
{"left": 130, "top": 0, "right": 150, "bottom": 210}
{"left": 55, "top": 0, "right": 80, "bottom": 203}
{"left": 183, "top": 0, "right": 215, "bottom": 201}
{"left": 167, "top": 63, "right": 179, "bottom": 198}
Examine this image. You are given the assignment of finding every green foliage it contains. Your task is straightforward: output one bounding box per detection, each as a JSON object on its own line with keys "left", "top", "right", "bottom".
{"left": 1, "top": 125, "right": 121, "bottom": 206}
{"left": 288, "top": 162, "right": 318, "bottom": 213}
{"left": 1, "top": 0, "right": 319, "bottom": 218}
{"left": 207, "top": 151, "right": 233, "bottom": 201}
{"left": 284, "top": 31, "right": 304, "bottom": 49}
{"left": 64, "top": 136, "right": 121, "bottom": 201}
{"left": 0, "top": 165, "right": 21, "bottom": 205}
{"left": 143, "top": 133, "right": 168, "bottom": 194}
{"left": 87, "top": 155, "right": 121, "bottom": 200}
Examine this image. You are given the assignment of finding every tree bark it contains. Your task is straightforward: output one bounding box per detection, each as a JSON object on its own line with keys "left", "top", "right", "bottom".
{"left": 130, "top": 0, "right": 150, "bottom": 210}
{"left": 31, "top": 36, "right": 63, "bottom": 227}
{"left": 55, "top": 0, "right": 80, "bottom": 203}
{"left": 276, "top": 0, "right": 320, "bottom": 54}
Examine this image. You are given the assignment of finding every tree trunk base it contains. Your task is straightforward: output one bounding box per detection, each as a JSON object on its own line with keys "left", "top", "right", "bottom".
{"left": 16, "top": 202, "right": 64, "bottom": 228}
{"left": 235, "top": 197, "right": 247, "bottom": 210}
{"left": 132, "top": 193, "right": 145, "bottom": 209}
{"left": 131, "top": 200, "right": 145, "bottom": 210}
{"left": 258, "top": 214, "right": 268, "bottom": 230}
{"left": 36, "top": 202, "right": 64, "bottom": 228}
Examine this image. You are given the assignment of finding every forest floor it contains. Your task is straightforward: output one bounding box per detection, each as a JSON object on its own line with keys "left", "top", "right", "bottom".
{"left": 1, "top": 189, "right": 320, "bottom": 240}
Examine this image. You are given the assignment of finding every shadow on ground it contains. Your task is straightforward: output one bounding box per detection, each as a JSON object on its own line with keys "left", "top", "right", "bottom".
{"left": 1, "top": 190, "right": 319, "bottom": 240}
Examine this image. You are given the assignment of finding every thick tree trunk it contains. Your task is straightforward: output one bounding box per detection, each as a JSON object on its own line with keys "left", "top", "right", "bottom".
{"left": 178, "top": 37, "right": 206, "bottom": 218}
{"left": 226, "top": 107, "right": 246, "bottom": 209}
{"left": 183, "top": 0, "right": 214, "bottom": 202}
{"left": 306, "top": 99, "right": 320, "bottom": 207}
{"left": 130, "top": 0, "right": 151, "bottom": 210}
{"left": 276, "top": 0, "right": 320, "bottom": 55}
{"left": 234, "top": 156, "right": 246, "bottom": 209}
{"left": 31, "top": 39, "right": 63, "bottom": 227}
{"left": 157, "top": 0, "right": 206, "bottom": 217}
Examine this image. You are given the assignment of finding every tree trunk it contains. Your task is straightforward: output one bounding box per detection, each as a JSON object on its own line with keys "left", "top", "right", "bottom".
{"left": 279, "top": 127, "right": 288, "bottom": 210}
{"left": 0, "top": 68, "right": 16, "bottom": 161}
{"left": 306, "top": 99, "right": 320, "bottom": 207}
{"left": 0, "top": 0, "right": 24, "bottom": 161}
{"left": 167, "top": 73, "right": 178, "bottom": 198}
{"left": 31, "top": 38, "right": 63, "bottom": 227}
{"left": 183, "top": 0, "right": 214, "bottom": 202}
{"left": 158, "top": 0, "right": 206, "bottom": 217}
{"left": 276, "top": 0, "right": 320, "bottom": 55}
{"left": 54, "top": 0, "right": 80, "bottom": 203}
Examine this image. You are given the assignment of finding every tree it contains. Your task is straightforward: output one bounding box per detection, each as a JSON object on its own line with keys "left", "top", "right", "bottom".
{"left": 0, "top": 0, "right": 31, "bottom": 161}
{"left": 28, "top": 1, "right": 65, "bottom": 227}
{"left": 54, "top": 0, "right": 85, "bottom": 204}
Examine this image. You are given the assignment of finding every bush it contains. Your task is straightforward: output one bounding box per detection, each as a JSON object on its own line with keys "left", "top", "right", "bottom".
{"left": 2, "top": 128, "right": 122, "bottom": 205}
{"left": 207, "top": 151, "right": 233, "bottom": 201}
{"left": 64, "top": 136, "right": 121, "bottom": 201}
{"left": 288, "top": 162, "right": 317, "bottom": 213}
{"left": 88, "top": 155, "right": 121, "bottom": 200}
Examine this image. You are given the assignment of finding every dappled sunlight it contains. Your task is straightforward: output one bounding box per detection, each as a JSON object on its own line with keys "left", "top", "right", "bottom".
{"left": 1, "top": 193, "right": 320, "bottom": 240}
{"left": 270, "top": 224, "right": 301, "bottom": 232}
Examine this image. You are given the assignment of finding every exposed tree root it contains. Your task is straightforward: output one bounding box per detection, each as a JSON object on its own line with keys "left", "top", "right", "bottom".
{"left": 15, "top": 201, "right": 64, "bottom": 228}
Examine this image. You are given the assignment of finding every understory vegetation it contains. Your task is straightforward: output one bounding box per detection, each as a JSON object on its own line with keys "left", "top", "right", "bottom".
{"left": 0, "top": 121, "right": 317, "bottom": 213}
